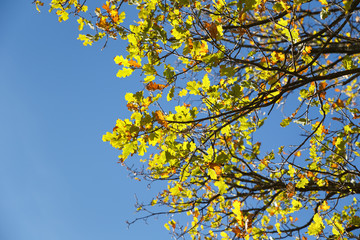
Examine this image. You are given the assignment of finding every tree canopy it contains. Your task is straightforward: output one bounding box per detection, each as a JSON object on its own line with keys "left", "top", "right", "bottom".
{"left": 36, "top": 0, "right": 360, "bottom": 239}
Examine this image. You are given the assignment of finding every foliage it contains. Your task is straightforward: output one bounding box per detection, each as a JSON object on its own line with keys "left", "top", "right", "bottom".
{"left": 36, "top": 0, "right": 360, "bottom": 239}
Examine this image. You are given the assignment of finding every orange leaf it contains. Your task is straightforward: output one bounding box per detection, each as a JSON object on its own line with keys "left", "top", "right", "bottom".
{"left": 200, "top": 42, "right": 209, "bottom": 54}
{"left": 354, "top": 113, "right": 360, "bottom": 119}
{"left": 331, "top": 163, "right": 338, "bottom": 168}
{"left": 335, "top": 98, "right": 345, "bottom": 108}
{"left": 209, "top": 163, "right": 222, "bottom": 175}
{"left": 318, "top": 81, "right": 327, "bottom": 91}
{"left": 187, "top": 38, "right": 193, "bottom": 49}
{"left": 294, "top": 151, "right": 301, "bottom": 157}
{"left": 204, "top": 21, "right": 218, "bottom": 39}
{"left": 232, "top": 227, "right": 244, "bottom": 237}
{"left": 111, "top": 14, "right": 119, "bottom": 23}
{"left": 127, "top": 103, "right": 138, "bottom": 111}
{"left": 286, "top": 182, "right": 295, "bottom": 198}
{"left": 128, "top": 59, "right": 141, "bottom": 68}
{"left": 102, "top": 3, "right": 110, "bottom": 12}
{"left": 145, "top": 82, "right": 166, "bottom": 91}
{"left": 154, "top": 110, "right": 168, "bottom": 127}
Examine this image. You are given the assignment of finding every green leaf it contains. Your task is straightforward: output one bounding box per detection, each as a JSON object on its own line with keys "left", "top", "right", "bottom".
{"left": 342, "top": 55, "right": 356, "bottom": 70}
{"left": 320, "top": 7, "right": 330, "bottom": 19}
{"left": 293, "top": 118, "right": 308, "bottom": 126}
{"left": 219, "top": 65, "right": 237, "bottom": 77}
{"left": 167, "top": 86, "right": 175, "bottom": 101}
{"left": 186, "top": 81, "right": 201, "bottom": 95}
{"left": 280, "top": 117, "right": 291, "bottom": 127}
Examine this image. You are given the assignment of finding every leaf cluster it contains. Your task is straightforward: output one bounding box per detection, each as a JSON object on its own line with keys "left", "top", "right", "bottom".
{"left": 38, "top": 0, "right": 360, "bottom": 239}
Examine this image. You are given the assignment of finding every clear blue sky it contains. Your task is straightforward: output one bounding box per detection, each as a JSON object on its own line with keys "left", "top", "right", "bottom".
{"left": 0, "top": 1, "right": 170, "bottom": 239}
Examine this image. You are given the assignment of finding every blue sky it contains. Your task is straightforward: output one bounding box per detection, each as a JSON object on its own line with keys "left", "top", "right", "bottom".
{"left": 0, "top": 1, "right": 170, "bottom": 239}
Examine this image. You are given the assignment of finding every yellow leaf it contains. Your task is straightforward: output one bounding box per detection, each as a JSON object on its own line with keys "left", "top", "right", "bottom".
{"left": 296, "top": 177, "right": 309, "bottom": 188}
{"left": 317, "top": 179, "right": 326, "bottom": 187}
{"left": 80, "top": 5, "right": 88, "bottom": 12}
{"left": 56, "top": 9, "right": 69, "bottom": 22}
{"left": 144, "top": 75, "right": 155, "bottom": 83}
{"left": 304, "top": 46, "right": 312, "bottom": 54}
{"left": 214, "top": 179, "right": 228, "bottom": 194}
{"left": 116, "top": 68, "right": 134, "bottom": 78}
{"left": 319, "top": 201, "right": 330, "bottom": 211}
{"left": 77, "top": 34, "right": 93, "bottom": 46}
{"left": 288, "top": 165, "right": 296, "bottom": 177}
{"left": 77, "top": 18, "right": 84, "bottom": 31}
{"left": 114, "top": 55, "right": 129, "bottom": 67}
{"left": 208, "top": 168, "right": 218, "bottom": 180}
{"left": 308, "top": 213, "right": 325, "bottom": 235}
{"left": 332, "top": 221, "right": 344, "bottom": 235}
{"left": 178, "top": 89, "right": 188, "bottom": 97}
{"left": 220, "top": 232, "right": 229, "bottom": 239}
{"left": 275, "top": 222, "right": 282, "bottom": 234}
{"left": 35, "top": 0, "right": 44, "bottom": 12}
{"left": 202, "top": 74, "right": 210, "bottom": 90}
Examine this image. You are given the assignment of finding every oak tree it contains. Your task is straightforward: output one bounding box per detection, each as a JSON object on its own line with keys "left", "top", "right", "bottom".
{"left": 37, "top": 0, "right": 360, "bottom": 239}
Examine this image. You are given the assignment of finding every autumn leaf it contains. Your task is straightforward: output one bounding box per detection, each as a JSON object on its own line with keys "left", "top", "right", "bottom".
{"left": 102, "top": 3, "right": 110, "bottom": 12}
{"left": 209, "top": 163, "right": 222, "bottom": 175}
{"left": 145, "top": 82, "right": 166, "bottom": 91}
{"left": 204, "top": 22, "right": 219, "bottom": 39}
{"left": 35, "top": 0, "right": 44, "bottom": 12}
{"left": 304, "top": 46, "right": 312, "bottom": 54}
{"left": 126, "top": 103, "right": 138, "bottom": 111}
{"left": 128, "top": 59, "right": 141, "bottom": 68}
{"left": 319, "top": 201, "right": 330, "bottom": 211}
{"left": 154, "top": 110, "right": 168, "bottom": 127}
{"left": 286, "top": 182, "right": 295, "bottom": 198}
{"left": 335, "top": 98, "right": 345, "bottom": 108}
